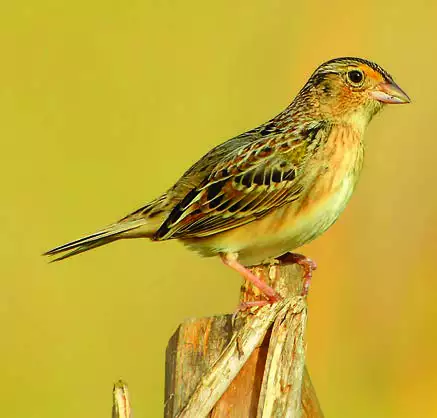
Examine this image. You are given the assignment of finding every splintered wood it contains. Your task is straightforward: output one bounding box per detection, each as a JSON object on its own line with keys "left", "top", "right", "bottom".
{"left": 112, "top": 380, "right": 131, "bottom": 418}
{"left": 164, "top": 263, "right": 324, "bottom": 418}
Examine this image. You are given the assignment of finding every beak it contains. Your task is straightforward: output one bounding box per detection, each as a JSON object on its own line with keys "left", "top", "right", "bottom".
{"left": 369, "top": 80, "right": 411, "bottom": 104}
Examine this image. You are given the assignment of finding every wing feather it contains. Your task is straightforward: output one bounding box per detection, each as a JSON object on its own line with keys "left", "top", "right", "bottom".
{"left": 154, "top": 122, "right": 328, "bottom": 240}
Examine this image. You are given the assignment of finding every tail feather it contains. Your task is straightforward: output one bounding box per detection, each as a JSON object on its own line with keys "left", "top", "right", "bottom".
{"left": 44, "top": 219, "right": 147, "bottom": 262}
{"left": 46, "top": 237, "right": 120, "bottom": 262}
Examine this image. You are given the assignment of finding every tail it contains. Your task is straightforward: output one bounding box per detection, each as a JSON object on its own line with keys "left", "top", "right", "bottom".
{"left": 43, "top": 219, "right": 149, "bottom": 262}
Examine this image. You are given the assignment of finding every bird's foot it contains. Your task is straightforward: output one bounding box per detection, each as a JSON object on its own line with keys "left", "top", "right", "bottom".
{"left": 232, "top": 299, "right": 275, "bottom": 323}
{"left": 277, "top": 252, "right": 317, "bottom": 296}
{"left": 236, "top": 299, "right": 271, "bottom": 311}
{"left": 221, "top": 253, "right": 282, "bottom": 304}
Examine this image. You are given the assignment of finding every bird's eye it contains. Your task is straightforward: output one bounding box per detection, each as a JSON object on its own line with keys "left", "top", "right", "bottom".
{"left": 347, "top": 69, "right": 364, "bottom": 86}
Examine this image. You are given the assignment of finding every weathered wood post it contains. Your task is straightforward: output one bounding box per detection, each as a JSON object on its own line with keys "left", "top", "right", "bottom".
{"left": 112, "top": 380, "right": 131, "bottom": 418}
{"left": 164, "top": 262, "right": 324, "bottom": 417}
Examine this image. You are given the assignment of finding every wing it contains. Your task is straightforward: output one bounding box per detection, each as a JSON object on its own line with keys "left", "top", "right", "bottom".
{"left": 154, "top": 122, "right": 327, "bottom": 240}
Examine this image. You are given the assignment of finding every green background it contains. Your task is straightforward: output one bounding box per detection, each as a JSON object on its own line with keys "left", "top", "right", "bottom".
{"left": 1, "top": 1, "right": 436, "bottom": 417}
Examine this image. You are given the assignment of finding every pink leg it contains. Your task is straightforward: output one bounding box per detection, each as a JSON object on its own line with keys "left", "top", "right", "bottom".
{"left": 233, "top": 300, "right": 271, "bottom": 318}
{"left": 278, "top": 253, "right": 317, "bottom": 296}
{"left": 221, "top": 253, "right": 281, "bottom": 303}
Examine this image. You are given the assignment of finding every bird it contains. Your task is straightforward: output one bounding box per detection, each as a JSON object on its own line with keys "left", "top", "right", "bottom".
{"left": 44, "top": 57, "right": 410, "bottom": 303}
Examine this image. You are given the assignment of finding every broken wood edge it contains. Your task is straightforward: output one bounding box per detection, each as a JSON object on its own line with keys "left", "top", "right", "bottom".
{"left": 257, "top": 298, "right": 307, "bottom": 417}
{"left": 175, "top": 299, "right": 293, "bottom": 417}
{"left": 112, "top": 379, "right": 132, "bottom": 418}
{"left": 302, "top": 366, "right": 324, "bottom": 418}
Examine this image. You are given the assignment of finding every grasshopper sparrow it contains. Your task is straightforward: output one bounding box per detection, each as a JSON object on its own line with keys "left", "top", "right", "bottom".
{"left": 45, "top": 57, "right": 410, "bottom": 302}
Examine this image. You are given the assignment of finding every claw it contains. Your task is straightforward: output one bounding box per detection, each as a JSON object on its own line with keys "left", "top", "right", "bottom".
{"left": 232, "top": 299, "right": 273, "bottom": 323}
{"left": 278, "top": 253, "right": 317, "bottom": 296}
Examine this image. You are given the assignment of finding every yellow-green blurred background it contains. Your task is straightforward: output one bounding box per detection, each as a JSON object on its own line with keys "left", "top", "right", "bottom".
{"left": 1, "top": 1, "right": 436, "bottom": 417}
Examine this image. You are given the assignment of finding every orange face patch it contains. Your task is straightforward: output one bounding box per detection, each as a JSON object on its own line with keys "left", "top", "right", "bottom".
{"left": 358, "top": 64, "right": 385, "bottom": 83}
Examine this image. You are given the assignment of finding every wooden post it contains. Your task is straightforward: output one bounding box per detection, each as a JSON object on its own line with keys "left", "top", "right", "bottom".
{"left": 164, "top": 262, "right": 324, "bottom": 417}
{"left": 112, "top": 380, "right": 132, "bottom": 418}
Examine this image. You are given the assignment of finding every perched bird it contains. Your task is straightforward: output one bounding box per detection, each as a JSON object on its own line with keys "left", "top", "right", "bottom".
{"left": 44, "top": 57, "right": 410, "bottom": 302}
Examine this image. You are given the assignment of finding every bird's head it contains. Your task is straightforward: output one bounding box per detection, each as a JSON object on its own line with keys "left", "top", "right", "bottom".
{"left": 297, "top": 57, "right": 410, "bottom": 132}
